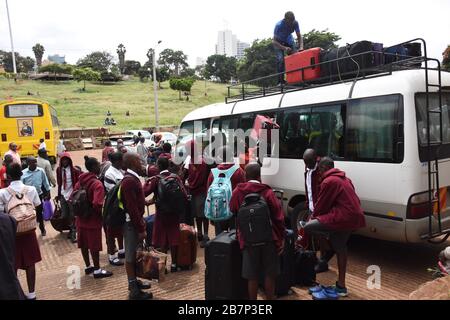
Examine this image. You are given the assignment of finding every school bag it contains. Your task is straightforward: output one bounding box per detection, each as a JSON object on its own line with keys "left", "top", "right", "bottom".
{"left": 103, "top": 182, "right": 126, "bottom": 227}
{"left": 70, "top": 182, "right": 93, "bottom": 219}
{"left": 156, "top": 174, "right": 186, "bottom": 216}
{"left": 6, "top": 187, "right": 37, "bottom": 234}
{"left": 204, "top": 165, "right": 239, "bottom": 222}
{"left": 237, "top": 193, "right": 273, "bottom": 246}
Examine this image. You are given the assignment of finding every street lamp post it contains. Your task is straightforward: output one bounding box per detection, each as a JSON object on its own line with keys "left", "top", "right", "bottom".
{"left": 152, "top": 40, "right": 162, "bottom": 132}
{"left": 5, "top": 0, "right": 17, "bottom": 74}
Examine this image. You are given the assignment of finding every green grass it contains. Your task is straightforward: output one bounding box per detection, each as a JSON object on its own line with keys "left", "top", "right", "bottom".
{"left": 0, "top": 77, "right": 228, "bottom": 132}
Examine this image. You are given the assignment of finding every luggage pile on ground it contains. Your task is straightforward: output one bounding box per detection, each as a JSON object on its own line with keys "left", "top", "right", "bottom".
{"left": 285, "top": 40, "right": 423, "bottom": 85}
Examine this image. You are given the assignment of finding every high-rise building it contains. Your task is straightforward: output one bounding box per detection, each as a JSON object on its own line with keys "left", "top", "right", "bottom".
{"left": 236, "top": 41, "right": 250, "bottom": 60}
{"left": 216, "top": 30, "right": 237, "bottom": 57}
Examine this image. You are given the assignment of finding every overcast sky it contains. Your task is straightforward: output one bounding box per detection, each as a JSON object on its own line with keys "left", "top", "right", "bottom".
{"left": 1, "top": 0, "right": 449, "bottom": 67}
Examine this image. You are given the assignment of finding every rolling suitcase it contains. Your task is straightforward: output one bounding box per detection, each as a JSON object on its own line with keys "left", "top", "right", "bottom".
{"left": 205, "top": 230, "right": 248, "bottom": 300}
{"left": 144, "top": 206, "right": 155, "bottom": 246}
{"left": 384, "top": 45, "right": 408, "bottom": 64}
{"left": 294, "top": 248, "right": 317, "bottom": 286}
{"left": 177, "top": 223, "right": 198, "bottom": 270}
{"left": 285, "top": 48, "right": 322, "bottom": 84}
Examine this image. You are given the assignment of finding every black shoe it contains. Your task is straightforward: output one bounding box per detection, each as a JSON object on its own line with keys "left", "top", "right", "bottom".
{"left": 109, "top": 258, "right": 124, "bottom": 266}
{"left": 41, "top": 230, "right": 46, "bottom": 237}
{"left": 93, "top": 270, "right": 113, "bottom": 279}
{"left": 129, "top": 282, "right": 153, "bottom": 300}
{"left": 137, "top": 279, "right": 151, "bottom": 290}
{"left": 314, "top": 260, "right": 329, "bottom": 274}
{"left": 170, "top": 265, "right": 178, "bottom": 273}
{"left": 118, "top": 252, "right": 125, "bottom": 259}
{"left": 85, "top": 266, "right": 95, "bottom": 275}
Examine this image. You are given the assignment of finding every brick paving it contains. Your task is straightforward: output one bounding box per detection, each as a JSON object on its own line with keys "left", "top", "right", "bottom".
{"left": 17, "top": 150, "right": 450, "bottom": 300}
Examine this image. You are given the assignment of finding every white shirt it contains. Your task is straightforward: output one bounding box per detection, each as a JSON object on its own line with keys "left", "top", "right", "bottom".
{"left": 306, "top": 164, "right": 317, "bottom": 213}
{"left": 248, "top": 180, "right": 261, "bottom": 184}
{"left": 0, "top": 180, "right": 41, "bottom": 214}
{"left": 104, "top": 166, "right": 124, "bottom": 192}
{"left": 61, "top": 167, "right": 73, "bottom": 200}
{"left": 39, "top": 142, "right": 47, "bottom": 150}
{"left": 5, "top": 150, "right": 21, "bottom": 165}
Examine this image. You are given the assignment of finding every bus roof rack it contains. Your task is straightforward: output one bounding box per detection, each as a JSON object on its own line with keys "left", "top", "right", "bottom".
{"left": 226, "top": 38, "right": 443, "bottom": 104}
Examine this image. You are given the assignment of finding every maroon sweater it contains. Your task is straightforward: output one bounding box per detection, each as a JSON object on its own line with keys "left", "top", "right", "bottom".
{"left": 313, "top": 168, "right": 366, "bottom": 231}
{"left": 121, "top": 172, "right": 146, "bottom": 233}
{"left": 74, "top": 172, "right": 104, "bottom": 229}
{"left": 56, "top": 153, "right": 81, "bottom": 198}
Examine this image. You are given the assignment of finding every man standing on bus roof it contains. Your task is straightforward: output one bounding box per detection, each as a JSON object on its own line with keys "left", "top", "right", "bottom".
{"left": 5, "top": 143, "right": 21, "bottom": 165}
{"left": 273, "top": 11, "right": 303, "bottom": 85}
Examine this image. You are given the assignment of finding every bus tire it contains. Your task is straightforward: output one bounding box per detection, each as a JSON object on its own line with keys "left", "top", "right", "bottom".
{"left": 290, "top": 202, "right": 308, "bottom": 231}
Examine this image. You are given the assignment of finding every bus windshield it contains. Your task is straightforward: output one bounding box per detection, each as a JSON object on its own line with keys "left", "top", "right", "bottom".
{"left": 5, "top": 104, "right": 43, "bottom": 118}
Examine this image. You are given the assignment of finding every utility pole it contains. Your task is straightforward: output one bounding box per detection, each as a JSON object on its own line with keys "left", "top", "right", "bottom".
{"left": 152, "top": 40, "right": 162, "bottom": 131}
{"left": 5, "top": 0, "right": 17, "bottom": 74}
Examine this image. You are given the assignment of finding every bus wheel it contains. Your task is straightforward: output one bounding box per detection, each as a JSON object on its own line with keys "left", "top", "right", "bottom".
{"left": 290, "top": 202, "right": 308, "bottom": 231}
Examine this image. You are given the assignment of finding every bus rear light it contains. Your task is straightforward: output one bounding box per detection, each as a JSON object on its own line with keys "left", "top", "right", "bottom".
{"left": 1, "top": 134, "right": 6, "bottom": 142}
{"left": 45, "top": 132, "right": 50, "bottom": 139}
{"left": 407, "top": 191, "right": 434, "bottom": 219}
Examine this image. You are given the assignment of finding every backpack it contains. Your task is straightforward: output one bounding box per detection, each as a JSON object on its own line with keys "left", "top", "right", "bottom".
{"left": 156, "top": 174, "right": 186, "bottom": 216}
{"left": 237, "top": 193, "right": 273, "bottom": 246}
{"left": 103, "top": 182, "right": 126, "bottom": 227}
{"left": 98, "top": 162, "right": 111, "bottom": 184}
{"left": 204, "top": 165, "right": 238, "bottom": 221}
{"left": 6, "top": 187, "right": 37, "bottom": 234}
{"left": 70, "top": 182, "right": 93, "bottom": 219}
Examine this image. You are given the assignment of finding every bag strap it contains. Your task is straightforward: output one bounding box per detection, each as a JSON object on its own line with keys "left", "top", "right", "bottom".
{"left": 211, "top": 168, "right": 219, "bottom": 180}
{"left": 220, "top": 165, "right": 239, "bottom": 180}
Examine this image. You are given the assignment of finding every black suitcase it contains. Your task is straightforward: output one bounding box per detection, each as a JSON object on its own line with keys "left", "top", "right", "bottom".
{"left": 294, "top": 248, "right": 317, "bottom": 286}
{"left": 321, "top": 40, "right": 381, "bottom": 81}
{"left": 205, "top": 230, "right": 248, "bottom": 300}
{"left": 404, "top": 43, "right": 422, "bottom": 67}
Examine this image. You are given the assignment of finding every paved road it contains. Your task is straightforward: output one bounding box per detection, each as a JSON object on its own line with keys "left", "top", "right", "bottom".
{"left": 17, "top": 149, "right": 449, "bottom": 300}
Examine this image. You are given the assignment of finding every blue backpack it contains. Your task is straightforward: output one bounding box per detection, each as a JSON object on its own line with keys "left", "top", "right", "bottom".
{"left": 205, "top": 165, "right": 239, "bottom": 221}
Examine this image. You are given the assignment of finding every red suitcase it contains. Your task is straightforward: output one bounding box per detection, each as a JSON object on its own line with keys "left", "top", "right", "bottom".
{"left": 285, "top": 48, "right": 322, "bottom": 84}
{"left": 177, "top": 224, "right": 198, "bottom": 270}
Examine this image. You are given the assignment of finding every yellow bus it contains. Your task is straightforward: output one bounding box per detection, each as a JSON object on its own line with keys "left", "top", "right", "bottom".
{"left": 0, "top": 98, "right": 60, "bottom": 164}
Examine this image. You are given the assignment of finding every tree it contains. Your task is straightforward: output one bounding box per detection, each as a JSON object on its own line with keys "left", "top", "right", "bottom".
{"left": 100, "top": 64, "right": 122, "bottom": 82}
{"left": 72, "top": 67, "right": 101, "bottom": 91}
{"left": 237, "top": 39, "right": 278, "bottom": 86}
{"left": 0, "top": 50, "right": 35, "bottom": 73}
{"left": 194, "top": 64, "right": 207, "bottom": 80}
{"left": 169, "top": 78, "right": 195, "bottom": 100}
{"left": 204, "top": 55, "right": 237, "bottom": 83}
{"left": 123, "top": 60, "right": 141, "bottom": 75}
{"left": 142, "top": 60, "right": 170, "bottom": 87}
{"left": 180, "top": 67, "right": 196, "bottom": 78}
{"left": 158, "top": 49, "right": 189, "bottom": 77}
{"left": 32, "top": 43, "right": 45, "bottom": 67}
{"left": 443, "top": 45, "right": 450, "bottom": 71}
{"left": 38, "top": 63, "right": 73, "bottom": 82}
{"left": 303, "top": 29, "right": 341, "bottom": 50}
{"left": 117, "top": 44, "right": 126, "bottom": 74}
{"left": 77, "top": 51, "right": 114, "bottom": 73}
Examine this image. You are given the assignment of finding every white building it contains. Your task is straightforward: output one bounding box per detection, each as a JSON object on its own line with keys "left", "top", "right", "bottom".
{"left": 196, "top": 57, "right": 207, "bottom": 66}
{"left": 215, "top": 30, "right": 249, "bottom": 59}
{"left": 236, "top": 41, "right": 250, "bottom": 60}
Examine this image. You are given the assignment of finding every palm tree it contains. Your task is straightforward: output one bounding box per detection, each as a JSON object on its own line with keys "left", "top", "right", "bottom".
{"left": 117, "top": 44, "right": 126, "bottom": 74}
{"left": 32, "top": 43, "right": 45, "bottom": 67}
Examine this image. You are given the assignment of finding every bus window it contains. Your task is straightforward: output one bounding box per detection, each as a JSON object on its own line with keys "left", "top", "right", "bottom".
{"left": 279, "top": 108, "right": 310, "bottom": 159}
{"left": 5, "top": 104, "right": 43, "bottom": 118}
{"left": 50, "top": 108, "right": 60, "bottom": 127}
{"left": 220, "top": 117, "right": 237, "bottom": 146}
{"left": 347, "top": 95, "right": 400, "bottom": 162}
{"left": 176, "top": 121, "right": 194, "bottom": 147}
{"left": 310, "top": 105, "right": 344, "bottom": 159}
{"left": 416, "top": 92, "right": 450, "bottom": 145}
{"left": 239, "top": 113, "right": 255, "bottom": 133}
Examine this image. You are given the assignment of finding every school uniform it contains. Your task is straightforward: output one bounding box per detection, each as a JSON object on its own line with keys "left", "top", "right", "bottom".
{"left": 0, "top": 181, "right": 42, "bottom": 270}
{"left": 144, "top": 170, "right": 187, "bottom": 248}
{"left": 74, "top": 172, "right": 105, "bottom": 252}
{"left": 103, "top": 166, "right": 124, "bottom": 250}
{"left": 187, "top": 158, "right": 209, "bottom": 219}
{"left": 230, "top": 180, "right": 286, "bottom": 280}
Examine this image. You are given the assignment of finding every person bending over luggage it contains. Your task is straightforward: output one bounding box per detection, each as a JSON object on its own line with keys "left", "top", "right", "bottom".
{"left": 144, "top": 157, "right": 188, "bottom": 273}
{"left": 273, "top": 11, "right": 303, "bottom": 85}
{"left": 121, "top": 152, "right": 153, "bottom": 300}
{"left": 206, "top": 145, "right": 246, "bottom": 236}
{"left": 186, "top": 139, "right": 211, "bottom": 247}
{"left": 0, "top": 163, "right": 42, "bottom": 300}
{"left": 230, "top": 163, "right": 286, "bottom": 300}
{"left": 73, "top": 156, "right": 113, "bottom": 279}
{"left": 103, "top": 152, "right": 126, "bottom": 266}
{"left": 303, "top": 157, "right": 365, "bottom": 299}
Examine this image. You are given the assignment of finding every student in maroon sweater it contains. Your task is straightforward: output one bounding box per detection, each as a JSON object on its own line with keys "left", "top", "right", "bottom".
{"left": 73, "top": 156, "right": 112, "bottom": 279}
{"left": 304, "top": 157, "right": 366, "bottom": 298}
{"left": 144, "top": 157, "right": 188, "bottom": 272}
{"left": 207, "top": 145, "right": 246, "bottom": 236}
{"left": 121, "top": 153, "right": 152, "bottom": 300}
{"left": 230, "top": 163, "right": 286, "bottom": 300}
{"left": 185, "top": 139, "right": 210, "bottom": 247}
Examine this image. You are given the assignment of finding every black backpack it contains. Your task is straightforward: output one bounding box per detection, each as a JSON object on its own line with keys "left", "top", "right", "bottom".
{"left": 103, "top": 182, "right": 126, "bottom": 227}
{"left": 70, "top": 184, "right": 92, "bottom": 219}
{"left": 294, "top": 248, "right": 317, "bottom": 286}
{"left": 237, "top": 193, "right": 273, "bottom": 246}
{"left": 156, "top": 174, "right": 186, "bottom": 216}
